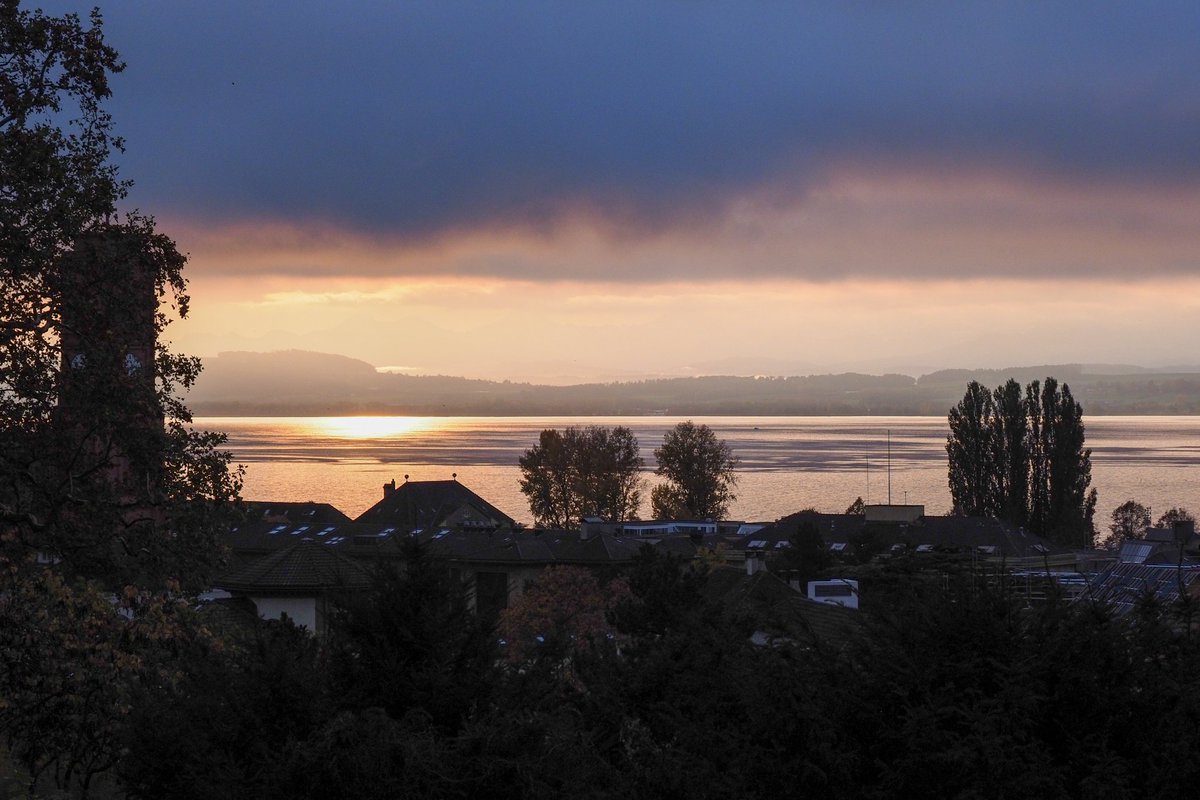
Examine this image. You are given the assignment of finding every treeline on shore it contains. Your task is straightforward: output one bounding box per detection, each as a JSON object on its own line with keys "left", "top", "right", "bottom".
{"left": 188, "top": 351, "right": 1200, "bottom": 416}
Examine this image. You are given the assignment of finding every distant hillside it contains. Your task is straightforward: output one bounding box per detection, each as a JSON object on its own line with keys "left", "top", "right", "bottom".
{"left": 186, "top": 351, "right": 1200, "bottom": 416}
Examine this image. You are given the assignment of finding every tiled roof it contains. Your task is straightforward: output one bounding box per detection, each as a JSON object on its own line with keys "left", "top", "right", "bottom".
{"left": 355, "top": 479, "right": 516, "bottom": 529}
{"left": 216, "top": 539, "right": 373, "bottom": 594}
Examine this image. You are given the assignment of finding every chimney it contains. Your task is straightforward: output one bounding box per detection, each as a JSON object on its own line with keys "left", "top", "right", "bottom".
{"left": 1174, "top": 520, "right": 1196, "bottom": 545}
{"left": 383, "top": 479, "right": 396, "bottom": 498}
{"left": 580, "top": 516, "right": 604, "bottom": 541}
{"left": 745, "top": 548, "right": 763, "bottom": 576}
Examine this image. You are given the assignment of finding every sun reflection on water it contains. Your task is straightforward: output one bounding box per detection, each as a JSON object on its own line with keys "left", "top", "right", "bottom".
{"left": 307, "top": 416, "right": 435, "bottom": 439}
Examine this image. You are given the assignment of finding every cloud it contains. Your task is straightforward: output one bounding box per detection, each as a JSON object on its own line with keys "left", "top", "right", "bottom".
{"left": 172, "top": 165, "right": 1200, "bottom": 283}
{"left": 83, "top": 0, "right": 1200, "bottom": 258}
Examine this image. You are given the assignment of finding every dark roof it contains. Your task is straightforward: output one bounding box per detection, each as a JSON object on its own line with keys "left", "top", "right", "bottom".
{"left": 242, "top": 500, "right": 352, "bottom": 524}
{"left": 355, "top": 479, "right": 516, "bottom": 529}
{"left": 216, "top": 539, "right": 373, "bottom": 594}
{"left": 418, "top": 528, "right": 643, "bottom": 566}
{"left": 225, "top": 521, "right": 646, "bottom": 572}
{"left": 737, "top": 511, "right": 1065, "bottom": 559}
{"left": 226, "top": 520, "right": 406, "bottom": 556}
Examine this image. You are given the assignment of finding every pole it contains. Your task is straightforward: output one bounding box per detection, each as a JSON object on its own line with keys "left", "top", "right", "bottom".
{"left": 887, "top": 429, "right": 892, "bottom": 505}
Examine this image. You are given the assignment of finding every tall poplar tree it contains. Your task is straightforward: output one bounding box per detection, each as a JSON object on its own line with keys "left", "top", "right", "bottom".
{"left": 946, "top": 381, "right": 995, "bottom": 516}
{"left": 946, "top": 377, "right": 1096, "bottom": 547}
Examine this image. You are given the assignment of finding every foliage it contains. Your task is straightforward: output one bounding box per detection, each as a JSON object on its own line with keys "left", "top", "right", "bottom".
{"left": 1108, "top": 499, "right": 1151, "bottom": 546}
{"left": 518, "top": 425, "right": 643, "bottom": 528}
{"left": 120, "top": 616, "right": 328, "bottom": 800}
{"left": 651, "top": 420, "right": 738, "bottom": 520}
{"left": 0, "top": 559, "right": 204, "bottom": 799}
{"left": 845, "top": 496, "right": 865, "bottom": 514}
{"left": 497, "top": 564, "right": 629, "bottom": 663}
{"left": 323, "top": 539, "right": 498, "bottom": 733}
{"left": 771, "top": 519, "right": 831, "bottom": 585}
{"left": 1, "top": 7, "right": 239, "bottom": 793}
{"left": 1156, "top": 506, "right": 1195, "bottom": 529}
{"left": 946, "top": 377, "right": 1096, "bottom": 546}
{"left": 1, "top": 4, "right": 240, "bottom": 588}
{"left": 109, "top": 543, "right": 1200, "bottom": 798}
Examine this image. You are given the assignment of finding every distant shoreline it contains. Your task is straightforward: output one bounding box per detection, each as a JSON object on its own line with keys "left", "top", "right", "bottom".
{"left": 191, "top": 408, "right": 1200, "bottom": 418}
{"left": 186, "top": 352, "right": 1200, "bottom": 417}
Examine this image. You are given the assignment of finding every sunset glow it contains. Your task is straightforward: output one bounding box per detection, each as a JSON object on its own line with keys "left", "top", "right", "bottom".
{"left": 39, "top": 0, "right": 1197, "bottom": 382}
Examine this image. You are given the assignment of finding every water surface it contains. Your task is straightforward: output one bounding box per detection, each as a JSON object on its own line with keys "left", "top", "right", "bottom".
{"left": 198, "top": 415, "right": 1200, "bottom": 529}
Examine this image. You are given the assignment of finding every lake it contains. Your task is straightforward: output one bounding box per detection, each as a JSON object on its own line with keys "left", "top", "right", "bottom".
{"left": 196, "top": 415, "right": 1200, "bottom": 531}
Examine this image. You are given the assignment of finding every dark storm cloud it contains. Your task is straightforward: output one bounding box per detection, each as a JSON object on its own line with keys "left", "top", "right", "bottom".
{"left": 60, "top": 2, "right": 1200, "bottom": 240}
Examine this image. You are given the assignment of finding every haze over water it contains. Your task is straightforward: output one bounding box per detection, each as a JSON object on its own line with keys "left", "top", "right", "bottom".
{"left": 201, "top": 416, "right": 1200, "bottom": 532}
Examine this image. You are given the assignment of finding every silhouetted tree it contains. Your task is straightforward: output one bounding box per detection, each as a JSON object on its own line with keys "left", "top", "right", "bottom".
{"left": 772, "top": 520, "right": 831, "bottom": 585}
{"left": 1, "top": 8, "right": 239, "bottom": 795}
{"left": 651, "top": 420, "right": 737, "bottom": 519}
{"left": 1029, "top": 378, "right": 1097, "bottom": 547}
{"left": 947, "top": 381, "right": 996, "bottom": 516}
{"left": 519, "top": 425, "right": 643, "bottom": 527}
{"left": 845, "top": 496, "right": 865, "bottom": 515}
{"left": 1157, "top": 507, "right": 1195, "bottom": 529}
{"left": 946, "top": 377, "right": 1095, "bottom": 546}
{"left": 1109, "top": 500, "right": 1152, "bottom": 546}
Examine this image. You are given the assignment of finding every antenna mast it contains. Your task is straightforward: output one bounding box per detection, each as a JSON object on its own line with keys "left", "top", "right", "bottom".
{"left": 887, "top": 429, "right": 892, "bottom": 505}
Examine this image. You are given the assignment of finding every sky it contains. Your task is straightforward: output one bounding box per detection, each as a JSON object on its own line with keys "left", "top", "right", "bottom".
{"left": 44, "top": 1, "right": 1200, "bottom": 382}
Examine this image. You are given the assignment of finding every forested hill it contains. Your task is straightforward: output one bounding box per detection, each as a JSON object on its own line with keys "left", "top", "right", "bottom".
{"left": 186, "top": 351, "right": 1200, "bottom": 416}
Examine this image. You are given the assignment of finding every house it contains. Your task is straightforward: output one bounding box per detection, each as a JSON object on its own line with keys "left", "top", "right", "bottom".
{"left": 732, "top": 506, "right": 1073, "bottom": 563}
{"left": 214, "top": 538, "right": 372, "bottom": 634}
{"left": 355, "top": 477, "right": 516, "bottom": 531}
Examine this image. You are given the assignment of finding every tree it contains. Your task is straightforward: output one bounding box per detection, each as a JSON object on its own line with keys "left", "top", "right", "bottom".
{"left": 1, "top": 7, "right": 239, "bottom": 792}
{"left": 518, "top": 425, "right": 643, "bottom": 528}
{"left": 945, "top": 377, "right": 1096, "bottom": 547}
{"left": 1029, "top": 378, "right": 1097, "bottom": 547}
{"left": 1157, "top": 507, "right": 1195, "bottom": 529}
{"left": 772, "top": 520, "right": 831, "bottom": 585}
{"left": 946, "top": 381, "right": 996, "bottom": 516}
{"left": 1108, "top": 500, "right": 1151, "bottom": 546}
{"left": 2, "top": 2, "right": 240, "bottom": 587}
{"left": 651, "top": 421, "right": 737, "bottom": 520}
{"left": 991, "top": 378, "right": 1029, "bottom": 527}
{"left": 845, "top": 497, "right": 865, "bottom": 515}
{"left": 497, "top": 565, "right": 629, "bottom": 663}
